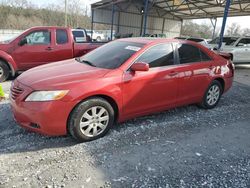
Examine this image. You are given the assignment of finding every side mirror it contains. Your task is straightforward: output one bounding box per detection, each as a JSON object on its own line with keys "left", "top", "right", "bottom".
{"left": 19, "top": 38, "right": 27, "bottom": 46}
{"left": 131, "top": 62, "right": 149, "bottom": 72}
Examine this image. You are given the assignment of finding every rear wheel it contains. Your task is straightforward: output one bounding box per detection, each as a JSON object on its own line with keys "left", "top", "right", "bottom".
{"left": 199, "top": 80, "right": 222, "bottom": 109}
{"left": 68, "top": 98, "right": 115, "bottom": 142}
{"left": 0, "top": 61, "right": 10, "bottom": 82}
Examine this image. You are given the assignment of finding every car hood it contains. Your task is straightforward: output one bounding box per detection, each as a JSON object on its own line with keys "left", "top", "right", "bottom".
{"left": 17, "top": 59, "right": 111, "bottom": 89}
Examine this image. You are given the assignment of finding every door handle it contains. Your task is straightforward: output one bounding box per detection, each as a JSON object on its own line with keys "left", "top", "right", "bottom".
{"left": 46, "top": 47, "right": 54, "bottom": 51}
{"left": 169, "top": 71, "right": 178, "bottom": 76}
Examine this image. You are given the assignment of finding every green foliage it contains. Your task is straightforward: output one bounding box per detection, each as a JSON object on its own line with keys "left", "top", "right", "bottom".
{"left": 0, "top": 4, "right": 91, "bottom": 30}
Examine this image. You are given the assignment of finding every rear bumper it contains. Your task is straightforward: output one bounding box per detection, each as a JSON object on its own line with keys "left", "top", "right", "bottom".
{"left": 224, "top": 76, "right": 234, "bottom": 93}
{"left": 10, "top": 99, "right": 76, "bottom": 136}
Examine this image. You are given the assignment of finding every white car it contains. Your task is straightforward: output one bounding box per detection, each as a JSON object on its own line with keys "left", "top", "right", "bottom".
{"left": 207, "top": 36, "right": 239, "bottom": 50}
{"left": 86, "top": 30, "right": 105, "bottom": 42}
{"left": 218, "top": 37, "right": 250, "bottom": 64}
{"left": 175, "top": 37, "right": 209, "bottom": 47}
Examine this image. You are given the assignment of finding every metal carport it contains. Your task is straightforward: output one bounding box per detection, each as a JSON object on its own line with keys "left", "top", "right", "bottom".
{"left": 91, "top": 0, "right": 250, "bottom": 48}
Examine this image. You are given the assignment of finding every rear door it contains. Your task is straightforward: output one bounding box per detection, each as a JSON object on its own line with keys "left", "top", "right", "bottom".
{"left": 48, "top": 29, "right": 73, "bottom": 62}
{"left": 12, "top": 29, "right": 53, "bottom": 70}
{"left": 234, "top": 38, "right": 250, "bottom": 63}
{"left": 174, "top": 43, "right": 214, "bottom": 104}
{"left": 122, "top": 43, "right": 179, "bottom": 117}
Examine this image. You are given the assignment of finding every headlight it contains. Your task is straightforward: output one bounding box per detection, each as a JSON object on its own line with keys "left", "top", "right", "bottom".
{"left": 25, "top": 90, "right": 69, "bottom": 102}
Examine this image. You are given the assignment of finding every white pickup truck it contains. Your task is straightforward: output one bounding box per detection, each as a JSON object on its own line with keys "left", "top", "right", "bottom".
{"left": 86, "top": 30, "right": 105, "bottom": 42}
{"left": 208, "top": 36, "right": 250, "bottom": 64}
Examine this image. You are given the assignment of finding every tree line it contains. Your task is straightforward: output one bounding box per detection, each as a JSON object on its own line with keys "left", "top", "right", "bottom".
{"left": 182, "top": 20, "right": 250, "bottom": 39}
{"left": 0, "top": 0, "right": 92, "bottom": 30}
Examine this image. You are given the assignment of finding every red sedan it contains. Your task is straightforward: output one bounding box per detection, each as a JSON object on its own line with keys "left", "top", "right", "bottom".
{"left": 10, "top": 38, "right": 234, "bottom": 142}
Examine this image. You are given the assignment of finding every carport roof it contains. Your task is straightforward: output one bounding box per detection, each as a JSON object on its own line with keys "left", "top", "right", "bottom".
{"left": 91, "top": 0, "right": 250, "bottom": 20}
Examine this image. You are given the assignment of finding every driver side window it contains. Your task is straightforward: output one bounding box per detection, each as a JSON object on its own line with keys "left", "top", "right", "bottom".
{"left": 24, "top": 30, "right": 51, "bottom": 45}
{"left": 136, "top": 43, "right": 174, "bottom": 68}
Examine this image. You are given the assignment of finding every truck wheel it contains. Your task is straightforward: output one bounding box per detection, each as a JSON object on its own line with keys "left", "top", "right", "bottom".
{"left": 68, "top": 97, "right": 115, "bottom": 142}
{"left": 0, "top": 61, "right": 10, "bottom": 82}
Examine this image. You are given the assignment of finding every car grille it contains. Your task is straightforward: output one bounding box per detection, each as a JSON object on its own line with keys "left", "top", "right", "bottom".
{"left": 11, "top": 85, "right": 24, "bottom": 100}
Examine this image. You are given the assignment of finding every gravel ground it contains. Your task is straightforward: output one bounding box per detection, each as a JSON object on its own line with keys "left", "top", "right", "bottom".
{"left": 0, "top": 67, "right": 250, "bottom": 188}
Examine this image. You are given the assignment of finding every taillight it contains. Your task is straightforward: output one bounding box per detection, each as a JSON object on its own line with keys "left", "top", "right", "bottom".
{"left": 227, "top": 60, "right": 235, "bottom": 77}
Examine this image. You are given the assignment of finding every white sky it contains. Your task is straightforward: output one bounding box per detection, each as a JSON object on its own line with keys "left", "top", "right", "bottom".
{"left": 194, "top": 16, "right": 250, "bottom": 31}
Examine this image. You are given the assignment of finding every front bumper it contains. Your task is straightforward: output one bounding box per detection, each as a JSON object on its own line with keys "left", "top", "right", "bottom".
{"left": 10, "top": 81, "right": 77, "bottom": 136}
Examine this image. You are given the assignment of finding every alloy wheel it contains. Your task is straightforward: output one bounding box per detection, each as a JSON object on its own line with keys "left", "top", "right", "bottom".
{"left": 79, "top": 106, "right": 109, "bottom": 137}
{"left": 206, "top": 85, "right": 220, "bottom": 106}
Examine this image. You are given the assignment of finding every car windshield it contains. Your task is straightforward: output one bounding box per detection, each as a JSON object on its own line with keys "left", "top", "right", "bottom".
{"left": 209, "top": 37, "right": 238, "bottom": 45}
{"left": 79, "top": 41, "right": 145, "bottom": 69}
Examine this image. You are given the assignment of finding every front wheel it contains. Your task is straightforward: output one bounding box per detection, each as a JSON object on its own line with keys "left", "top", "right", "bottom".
{"left": 68, "top": 98, "right": 115, "bottom": 142}
{"left": 199, "top": 80, "right": 223, "bottom": 109}
{"left": 0, "top": 61, "right": 10, "bottom": 82}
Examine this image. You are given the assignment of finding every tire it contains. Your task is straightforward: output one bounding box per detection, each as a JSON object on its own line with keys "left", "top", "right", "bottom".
{"left": 68, "top": 97, "right": 115, "bottom": 142}
{"left": 0, "top": 60, "right": 10, "bottom": 82}
{"left": 96, "top": 36, "right": 101, "bottom": 42}
{"left": 199, "top": 80, "right": 223, "bottom": 109}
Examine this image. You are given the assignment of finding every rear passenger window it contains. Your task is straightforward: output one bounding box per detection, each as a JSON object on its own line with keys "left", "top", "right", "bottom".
{"left": 56, "top": 29, "right": 68, "bottom": 44}
{"left": 178, "top": 44, "right": 201, "bottom": 64}
{"left": 178, "top": 44, "right": 211, "bottom": 64}
{"left": 200, "top": 50, "right": 211, "bottom": 61}
{"left": 136, "top": 43, "right": 174, "bottom": 68}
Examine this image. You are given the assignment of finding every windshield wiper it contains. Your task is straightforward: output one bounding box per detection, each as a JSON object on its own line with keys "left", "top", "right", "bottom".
{"left": 81, "top": 60, "right": 96, "bottom": 67}
{"left": 75, "top": 57, "right": 81, "bottom": 62}
{"left": 75, "top": 58, "right": 96, "bottom": 67}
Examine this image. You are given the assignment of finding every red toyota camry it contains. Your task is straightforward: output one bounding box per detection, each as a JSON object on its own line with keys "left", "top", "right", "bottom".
{"left": 10, "top": 38, "right": 234, "bottom": 142}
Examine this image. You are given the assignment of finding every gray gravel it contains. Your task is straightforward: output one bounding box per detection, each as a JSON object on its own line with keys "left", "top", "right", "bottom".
{"left": 0, "top": 67, "right": 250, "bottom": 188}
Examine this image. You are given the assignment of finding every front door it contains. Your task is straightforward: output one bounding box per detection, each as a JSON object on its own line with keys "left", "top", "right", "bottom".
{"left": 122, "top": 43, "right": 179, "bottom": 117}
{"left": 11, "top": 29, "right": 54, "bottom": 70}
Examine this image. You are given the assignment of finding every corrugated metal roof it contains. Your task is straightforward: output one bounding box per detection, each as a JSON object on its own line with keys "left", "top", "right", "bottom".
{"left": 92, "top": 0, "right": 250, "bottom": 20}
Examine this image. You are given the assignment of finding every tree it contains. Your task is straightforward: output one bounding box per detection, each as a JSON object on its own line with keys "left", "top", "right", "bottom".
{"left": 181, "top": 21, "right": 213, "bottom": 38}
{"left": 226, "top": 23, "right": 241, "bottom": 36}
{"left": 242, "top": 28, "right": 250, "bottom": 36}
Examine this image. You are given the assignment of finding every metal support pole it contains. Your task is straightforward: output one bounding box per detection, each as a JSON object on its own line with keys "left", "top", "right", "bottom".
{"left": 212, "top": 18, "right": 217, "bottom": 39}
{"left": 162, "top": 18, "right": 165, "bottom": 34}
{"left": 143, "top": 0, "right": 149, "bottom": 36}
{"left": 218, "top": 0, "right": 231, "bottom": 49}
{"left": 117, "top": 11, "right": 120, "bottom": 33}
{"left": 111, "top": 4, "right": 115, "bottom": 41}
{"left": 140, "top": 15, "right": 144, "bottom": 36}
{"left": 64, "top": 0, "right": 68, "bottom": 27}
{"left": 180, "top": 19, "right": 183, "bottom": 37}
{"left": 91, "top": 9, "right": 94, "bottom": 41}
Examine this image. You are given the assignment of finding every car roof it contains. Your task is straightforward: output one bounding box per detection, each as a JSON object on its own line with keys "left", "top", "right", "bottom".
{"left": 29, "top": 26, "right": 69, "bottom": 30}
{"left": 118, "top": 37, "right": 180, "bottom": 44}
